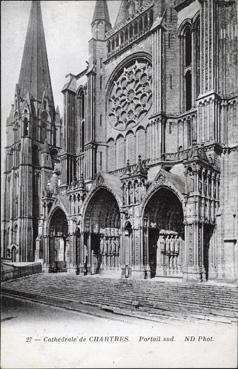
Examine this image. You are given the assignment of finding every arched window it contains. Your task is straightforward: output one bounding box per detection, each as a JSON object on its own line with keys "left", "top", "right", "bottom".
{"left": 139, "top": 17, "right": 143, "bottom": 32}
{"left": 149, "top": 9, "right": 153, "bottom": 25}
{"left": 81, "top": 121, "right": 85, "bottom": 151}
{"left": 116, "top": 135, "right": 125, "bottom": 169}
{"left": 11, "top": 246, "right": 17, "bottom": 262}
{"left": 129, "top": 24, "right": 133, "bottom": 39}
{"left": 185, "top": 71, "right": 192, "bottom": 111}
{"left": 13, "top": 224, "right": 18, "bottom": 244}
{"left": 6, "top": 228, "right": 10, "bottom": 249}
{"left": 107, "top": 41, "right": 111, "bottom": 53}
{"left": 16, "top": 144, "right": 21, "bottom": 167}
{"left": 184, "top": 26, "right": 192, "bottom": 67}
{"left": 107, "top": 138, "right": 115, "bottom": 171}
{"left": 194, "top": 17, "right": 200, "bottom": 98}
{"left": 181, "top": 23, "right": 192, "bottom": 111}
{"left": 180, "top": 17, "right": 200, "bottom": 112}
{"left": 144, "top": 14, "right": 148, "bottom": 29}
{"left": 125, "top": 28, "right": 128, "bottom": 41}
{"left": 23, "top": 118, "right": 28, "bottom": 137}
{"left": 134, "top": 22, "right": 138, "bottom": 35}
{"left": 120, "top": 32, "right": 124, "bottom": 44}
{"left": 116, "top": 35, "right": 119, "bottom": 47}
{"left": 78, "top": 90, "right": 84, "bottom": 120}
{"left": 33, "top": 145, "right": 40, "bottom": 167}
{"left": 187, "top": 118, "right": 192, "bottom": 147}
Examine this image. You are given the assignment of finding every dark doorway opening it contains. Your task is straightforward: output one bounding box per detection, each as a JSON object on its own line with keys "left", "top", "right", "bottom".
{"left": 148, "top": 228, "right": 160, "bottom": 278}
{"left": 144, "top": 188, "right": 184, "bottom": 278}
{"left": 84, "top": 188, "right": 121, "bottom": 275}
{"left": 49, "top": 209, "right": 68, "bottom": 273}
{"left": 203, "top": 224, "right": 213, "bottom": 281}
{"left": 91, "top": 233, "right": 101, "bottom": 273}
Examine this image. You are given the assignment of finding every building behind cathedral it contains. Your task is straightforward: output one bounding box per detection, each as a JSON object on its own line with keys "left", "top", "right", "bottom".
{"left": 2, "top": 0, "right": 238, "bottom": 282}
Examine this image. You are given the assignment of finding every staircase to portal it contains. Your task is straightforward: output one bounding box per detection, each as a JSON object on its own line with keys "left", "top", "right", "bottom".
{"left": 2, "top": 274, "right": 237, "bottom": 323}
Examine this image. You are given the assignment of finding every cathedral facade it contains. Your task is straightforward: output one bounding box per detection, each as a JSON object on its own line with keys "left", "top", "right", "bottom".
{"left": 2, "top": 0, "right": 238, "bottom": 282}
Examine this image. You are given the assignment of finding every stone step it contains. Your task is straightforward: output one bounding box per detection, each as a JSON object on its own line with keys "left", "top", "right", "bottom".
{"left": 6, "top": 282, "right": 237, "bottom": 310}
{"left": 2, "top": 274, "right": 237, "bottom": 323}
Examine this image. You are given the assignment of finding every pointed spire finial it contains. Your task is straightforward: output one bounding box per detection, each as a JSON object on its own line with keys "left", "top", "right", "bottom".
{"left": 18, "top": 1, "right": 54, "bottom": 107}
{"left": 92, "top": 0, "right": 111, "bottom": 27}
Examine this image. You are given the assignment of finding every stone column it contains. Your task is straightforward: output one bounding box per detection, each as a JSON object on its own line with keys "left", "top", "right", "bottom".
{"left": 79, "top": 232, "right": 85, "bottom": 274}
{"left": 42, "top": 235, "right": 49, "bottom": 272}
{"left": 155, "top": 234, "right": 164, "bottom": 276}
{"left": 87, "top": 232, "right": 92, "bottom": 274}
{"left": 67, "top": 233, "right": 77, "bottom": 274}
{"left": 99, "top": 235, "right": 104, "bottom": 272}
{"left": 76, "top": 231, "right": 81, "bottom": 274}
{"left": 131, "top": 225, "right": 144, "bottom": 279}
{"left": 143, "top": 223, "right": 151, "bottom": 279}
{"left": 103, "top": 236, "right": 107, "bottom": 270}
{"left": 183, "top": 221, "right": 205, "bottom": 282}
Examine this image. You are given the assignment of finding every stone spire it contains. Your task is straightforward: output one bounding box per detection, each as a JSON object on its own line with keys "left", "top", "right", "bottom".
{"left": 18, "top": 1, "right": 54, "bottom": 107}
{"left": 92, "top": 0, "right": 111, "bottom": 27}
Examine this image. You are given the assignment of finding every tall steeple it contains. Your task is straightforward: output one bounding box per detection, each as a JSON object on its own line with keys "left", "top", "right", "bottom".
{"left": 18, "top": 1, "right": 54, "bottom": 107}
{"left": 91, "top": 0, "right": 111, "bottom": 39}
{"left": 92, "top": 0, "right": 111, "bottom": 27}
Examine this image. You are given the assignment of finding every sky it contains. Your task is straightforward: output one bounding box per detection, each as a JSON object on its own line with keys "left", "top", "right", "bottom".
{"left": 1, "top": 0, "right": 121, "bottom": 138}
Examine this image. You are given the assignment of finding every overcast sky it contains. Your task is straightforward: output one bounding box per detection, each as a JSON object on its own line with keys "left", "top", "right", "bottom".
{"left": 1, "top": 0, "right": 121, "bottom": 126}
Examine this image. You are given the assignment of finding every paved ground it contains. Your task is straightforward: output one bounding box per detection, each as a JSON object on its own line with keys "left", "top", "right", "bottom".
{"left": 2, "top": 273, "right": 238, "bottom": 325}
{"left": 1, "top": 294, "right": 237, "bottom": 368}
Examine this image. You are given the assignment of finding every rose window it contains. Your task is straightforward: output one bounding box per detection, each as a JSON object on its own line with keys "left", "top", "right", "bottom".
{"left": 108, "top": 60, "right": 152, "bottom": 131}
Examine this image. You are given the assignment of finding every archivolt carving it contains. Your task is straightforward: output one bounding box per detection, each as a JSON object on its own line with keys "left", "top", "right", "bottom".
{"left": 108, "top": 60, "right": 152, "bottom": 131}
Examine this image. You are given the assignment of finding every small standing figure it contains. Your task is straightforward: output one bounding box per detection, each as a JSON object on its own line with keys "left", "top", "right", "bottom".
{"left": 174, "top": 235, "right": 179, "bottom": 271}
{"left": 111, "top": 237, "right": 117, "bottom": 268}
{"left": 165, "top": 235, "right": 170, "bottom": 271}
{"left": 100, "top": 236, "right": 104, "bottom": 255}
{"left": 171, "top": 235, "right": 176, "bottom": 271}
{"left": 84, "top": 244, "right": 88, "bottom": 275}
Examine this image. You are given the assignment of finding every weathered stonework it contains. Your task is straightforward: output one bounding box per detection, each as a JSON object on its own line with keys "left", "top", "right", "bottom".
{"left": 2, "top": 0, "right": 238, "bottom": 283}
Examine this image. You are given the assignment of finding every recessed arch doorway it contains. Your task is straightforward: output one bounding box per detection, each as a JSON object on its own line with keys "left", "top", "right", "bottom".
{"left": 143, "top": 187, "right": 184, "bottom": 278}
{"left": 83, "top": 188, "right": 121, "bottom": 275}
{"left": 49, "top": 208, "right": 68, "bottom": 272}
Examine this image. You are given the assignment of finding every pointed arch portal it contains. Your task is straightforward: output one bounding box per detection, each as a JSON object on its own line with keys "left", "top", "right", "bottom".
{"left": 143, "top": 188, "right": 184, "bottom": 278}
{"left": 49, "top": 208, "right": 68, "bottom": 272}
{"left": 83, "top": 188, "right": 121, "bottom": 275}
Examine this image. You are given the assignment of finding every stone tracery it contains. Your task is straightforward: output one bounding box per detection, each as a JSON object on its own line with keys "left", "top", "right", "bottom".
{"left": 108, "top": 60, "right": 152, "bottom": 131}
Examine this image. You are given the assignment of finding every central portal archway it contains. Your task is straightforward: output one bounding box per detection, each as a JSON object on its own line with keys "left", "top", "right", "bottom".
{"left": 83, "top": 188, "right": 121, "bottom": 275}
{"left": 49, "top": 208, "right": 68, "bottom": 273}
{"left": 143, "top": 188, "right": 184, "bottom": 278}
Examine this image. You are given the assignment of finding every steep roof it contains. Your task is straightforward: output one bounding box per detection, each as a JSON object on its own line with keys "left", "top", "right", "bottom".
{"left": 115, "top": 0, "right": 154, "bottom": 27}
{"left": 115, "top": 0, "right": 129, "bottom": 26}
{"left": 18, "top": 1, "right": 54, "bottom": 107}
{"left": 92, "top": 0, "right": 111, "bottom": 26}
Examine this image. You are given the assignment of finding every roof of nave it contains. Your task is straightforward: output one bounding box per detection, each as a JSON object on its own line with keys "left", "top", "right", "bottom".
{"left": 114, "top": 0, "right": 154, "bottom": 27}
{"left": 106, "top": 0, "right": 154, "bottom": 38}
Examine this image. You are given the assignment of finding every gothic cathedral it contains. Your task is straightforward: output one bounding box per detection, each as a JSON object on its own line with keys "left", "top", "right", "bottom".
{"left": 2, "top": 0, "right": 238, "bottom": 282}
